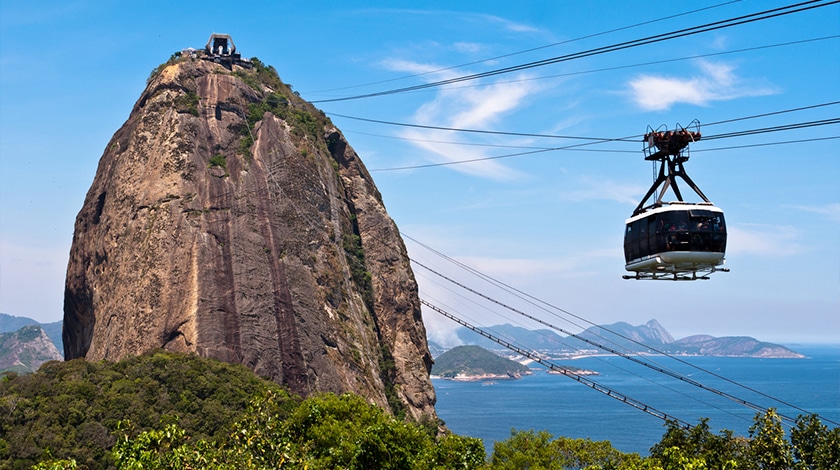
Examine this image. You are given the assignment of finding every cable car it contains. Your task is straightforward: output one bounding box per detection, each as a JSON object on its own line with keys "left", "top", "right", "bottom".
{"left": 623, "top": 121, "right": 728, "bottom": 280}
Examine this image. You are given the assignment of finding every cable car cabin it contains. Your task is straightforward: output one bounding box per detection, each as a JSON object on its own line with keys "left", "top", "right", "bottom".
{"left": 623, "top": 202, "right": 727, "bottom": 280}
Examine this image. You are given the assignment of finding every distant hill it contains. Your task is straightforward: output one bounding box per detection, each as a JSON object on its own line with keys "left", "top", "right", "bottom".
{"left": 432, "top": 345, "right": 531, "bottom": 380}
{"left": 0, "top": 324, "right": 62, "bottom": 373}
{"left": 453, "top": 319, "right": 803, "bottom": 358}
{"left": 0, "top": 313, "right": 63, "bottom": 355}
{"left": 453, "top": 324, "right": 572, "bottom": 353}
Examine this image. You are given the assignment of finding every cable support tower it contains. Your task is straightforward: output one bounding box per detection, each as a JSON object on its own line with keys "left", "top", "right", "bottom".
{"left": 420, "top": 298, "right": 694, "bottom": 429}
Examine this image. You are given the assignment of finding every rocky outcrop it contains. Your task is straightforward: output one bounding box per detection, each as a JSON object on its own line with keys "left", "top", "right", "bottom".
{"left": 0, "top": 325, "right": 62, "bottom": 373}
{"left": 63, "top": 57, "right": 436, "bottom": 421}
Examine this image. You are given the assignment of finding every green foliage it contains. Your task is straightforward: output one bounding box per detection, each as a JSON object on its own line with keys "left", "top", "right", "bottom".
{"left": 491, "top": 411, "right": 837, "bottom": 470}
{"left": 112, "top": 392, "right": 485, "bottom": 470}
{"left": 0, "top": 350, "right": 286, "bottom": 469}
{"left": 147, "top": 53, "right": 180, "bottom": 85}
{"left": 650, "top": 418, "right": 746, "bottom": 469}
{"left": 489, "top": 429, "right": 641, "bottom": 470}
{"left": 748, "top": 408, "right": 794, "bottom": 469}
{"left": 11, "top": 325, "right": 42, "bottom": 343}
{"left": 5, "top": 347, "right": 837, "bottom": 470}
{"left": 31, "top": 457, "right": 77, "bottom": 470}
{"left": 233, "top": 57, "right": 331, "bottom": 153}
{"left": 238, "top": 136, "right": 254, "bottom": 158}
{"left": 209, "top": 154, "right": 227, "bottom": 169}
{"left": 174, "top": 90, "right": 200, "bottom": 116}
{"left": 342, "top": 231, "right": 374, "bottom": 312}
{"left": 791, "top": 414, "right": 840, "bottom": 469}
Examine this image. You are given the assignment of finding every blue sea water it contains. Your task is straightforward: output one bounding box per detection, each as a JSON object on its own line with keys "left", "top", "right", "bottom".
{"left": 433, "top": 345, "right": 840, "bottom": 456}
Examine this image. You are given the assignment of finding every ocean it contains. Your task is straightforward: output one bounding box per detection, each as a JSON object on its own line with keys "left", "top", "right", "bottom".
{"left": 432, "top": 345, "right": 840, "bottom": 456}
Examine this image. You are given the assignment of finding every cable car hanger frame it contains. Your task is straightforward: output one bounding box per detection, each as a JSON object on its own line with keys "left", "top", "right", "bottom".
{"left": 623, "top": 120, "right": 729, "bottom": 281}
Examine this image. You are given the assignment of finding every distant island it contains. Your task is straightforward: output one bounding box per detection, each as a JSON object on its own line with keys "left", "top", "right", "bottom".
{"left": 431, "top": 345, "right": 597, "bottom": 381}
{"left": 445, "top": 319, "right": 804, "bottom": 360}
{"left": 432, "top": 345, "right": 532, "bottom": 381}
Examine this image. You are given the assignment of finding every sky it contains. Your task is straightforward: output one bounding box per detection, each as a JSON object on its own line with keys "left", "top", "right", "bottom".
{"left": 1, "top": 0, "right": 838, "bottom": 346}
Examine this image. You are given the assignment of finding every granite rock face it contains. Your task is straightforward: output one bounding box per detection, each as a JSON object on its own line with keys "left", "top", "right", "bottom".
{"left": 63, "top": 58, "right": 436, "bottom": 421}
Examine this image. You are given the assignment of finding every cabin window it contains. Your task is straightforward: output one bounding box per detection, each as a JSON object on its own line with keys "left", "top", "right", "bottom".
{"left": 687, "top": 211, "right": 727, "bottom": 252}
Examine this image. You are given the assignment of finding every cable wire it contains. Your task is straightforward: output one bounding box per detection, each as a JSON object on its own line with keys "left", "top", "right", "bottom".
{"left": 422, "top": 298, "right": 696, "bottom": 429}
{"left": 305, "top": 0, "right": 744, "bottom": 95}
{"left": 413, "top": 258, "right": 802, "bottom": 426}
{"left": 312, "top": 1, "right": 839, "bottom": 103}
{"left": 404, "top": 233, "right": 840, "bottom": 427}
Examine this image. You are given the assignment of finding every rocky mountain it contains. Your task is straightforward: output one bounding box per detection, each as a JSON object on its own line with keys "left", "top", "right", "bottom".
{"left": 63, "top": 50, "right": 435, "bottom": 421}
{"left": 0, "top": 313, "right": 63, "bottom": 354}
{"left": 432, "top": 345, "right": 531, "bottom": 380}
{"left": 564, "top": 319, "right": 676, "bottom": 353}
{"left": 454, "top": 319, "right": 803, "bottom": 358}
{"left": 0, "top": 325, "right": 62, "bottom": 373}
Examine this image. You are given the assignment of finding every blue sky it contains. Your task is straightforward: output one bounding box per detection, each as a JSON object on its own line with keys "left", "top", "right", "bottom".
{"left": 1, "top": 1, "right": 838, "bottom": 344}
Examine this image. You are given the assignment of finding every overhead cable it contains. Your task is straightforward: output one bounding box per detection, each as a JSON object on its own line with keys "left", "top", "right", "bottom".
{"left": 404, "top": 233, "right": 840, "bottom": 427}
{"left": 311, "top": 1, "right": 839, "bottom": 103}
{"left": 330, "top": 101, "right": 840, "bottom": 144}
{"left": 305, "top": 0, "right": 743, "bottom": 95}
{"left": 421, "top": 298, "right": 695, "bottom": 429}
{"left": 414, "top": 258, "right": 802, "bottom": 426}
{"left": 323, "top": 35, "right": 838, "bottom": 96}
{"left": 367, "top": 124, "right": 839, "bottom": 172}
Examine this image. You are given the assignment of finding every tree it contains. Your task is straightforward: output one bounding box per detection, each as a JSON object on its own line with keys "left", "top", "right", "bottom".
{"left": 650, "top": 419, "right": 746, "bottom": 469}
{"left": 748, "top": 409, "right": 794, "bottom": 470}
{"left": 490, "top": 429, "right": 561, "bottom": 470}
{"left": 488, "top": 429, "right": 645, "bottom": 470}
{"left": 112, "top": 391, "right": 485, "bottom": 470}
{"left": 790, "top": 414, "right": 840, "bottom": 470}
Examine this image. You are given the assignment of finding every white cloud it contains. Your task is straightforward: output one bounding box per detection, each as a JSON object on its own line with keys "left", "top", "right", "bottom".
{"left": 453, "top": 42, "right": 482, "bottom": 54}
{"left": 379, "top": 58, "right": 444, "bottom": 75}
{"left": 726, "top": 223, "right": 807, "bottom": 257}
{"left": 628, "top": 60, "right": 779, "bottom": 111}
{"left": 562, "top": 176, "right": 647, "bottom": 206}
{"left": 385, "top": 58, "right": 544, "bottom": 180}
{"left": 784, "top": 203, "right": 840, "bottom": 222}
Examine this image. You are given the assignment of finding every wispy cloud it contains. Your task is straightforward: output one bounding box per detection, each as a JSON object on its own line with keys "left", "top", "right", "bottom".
{"left": 727, "top": 223, "right": 807, "bottom": 257}
{"left": 628, "top": 60, "right": 779, "bottom": 111}
{"left": 784, "top": 203, "right": 840, "bottom": 222}
{"left": 562, "top": 176, "right": 647, "bottom": 206}
{"left": 385, "top": 58, "right": 543, "bottom": 180}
